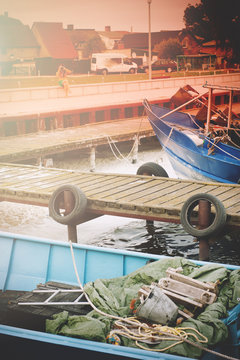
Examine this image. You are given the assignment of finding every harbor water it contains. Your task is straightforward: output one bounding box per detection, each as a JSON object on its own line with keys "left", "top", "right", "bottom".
{"left": 0, "top": 137, "right": 239, "bottom": 265}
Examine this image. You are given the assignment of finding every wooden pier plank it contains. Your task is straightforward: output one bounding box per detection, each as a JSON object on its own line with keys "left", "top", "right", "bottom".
{"left": 113, "top": 179, "right": 181, "bottom": 203}
{"left": 136, "top": 182, "right": 205, "bottom": 205}
{"left": 20, "top": 173, "right": 119, "bottom": 192}
{"left": 79, "top": 176, "right": 137, "bottom": 196}
{"left": 141, "top": 182, "right": 218, "bottom": 206}
{"left": 145, "top": 183, "right": 206, "bottom": 206}
{"left": 167, "top": 185, "right": 222, "bottom": 208}
{"left": 90, "top": 178, "right": 165, "bottom": 200}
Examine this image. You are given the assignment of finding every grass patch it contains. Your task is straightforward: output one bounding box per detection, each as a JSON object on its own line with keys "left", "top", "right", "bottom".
{"left": 0, "top": 69, "right": 235, "bottom": 89}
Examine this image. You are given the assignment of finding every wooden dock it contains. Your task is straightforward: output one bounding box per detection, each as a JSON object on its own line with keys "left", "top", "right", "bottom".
{"left": 0, "top": 117, "right": 153, "bottom": 163}
{"left": 0, "top": 163, "right": 239, "bottom": 228}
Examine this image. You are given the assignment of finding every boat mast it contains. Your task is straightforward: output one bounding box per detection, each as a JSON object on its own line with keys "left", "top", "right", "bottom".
{"left": 206, "top": 87, "right": 213, "bottom": 134}
{"left": 227, "top": 89, "right": 233, "bottom": 130}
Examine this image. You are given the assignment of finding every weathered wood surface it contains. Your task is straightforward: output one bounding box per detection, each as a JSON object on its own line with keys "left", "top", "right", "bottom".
{"left": 0, "top": 117, "right": 153, "bottom": 162}
{"left": 0, "top": 163, "right": 239, "bottom": 227}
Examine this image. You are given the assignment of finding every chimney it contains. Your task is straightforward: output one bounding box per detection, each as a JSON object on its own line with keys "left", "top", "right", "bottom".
{"left": 67, "top": 24, "right": 74, "bottom": 30}
{"left": 105, "top": 26, "right": 111, "bottom": 32}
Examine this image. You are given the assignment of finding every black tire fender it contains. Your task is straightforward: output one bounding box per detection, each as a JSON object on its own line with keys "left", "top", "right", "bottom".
{"left": 49, "top": 184, "right": 87, "bottom": 226}
{"left": 180, "top": 193, "right": 227, "bottom": 238}
{"left": 137, "top": 162, "right": 169, "bottom": 177}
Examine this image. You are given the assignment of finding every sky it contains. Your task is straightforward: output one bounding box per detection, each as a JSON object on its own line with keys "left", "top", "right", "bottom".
{"left": 1, "top": 0, "right": 199, "bottom": 32}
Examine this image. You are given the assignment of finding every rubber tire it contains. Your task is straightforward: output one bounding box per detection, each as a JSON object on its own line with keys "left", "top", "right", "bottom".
{"left": 137, "top": 162, "right": 169, "bottom": 177}
{"left": 180, "top": 193, "right": 226, "bottom": 238}
{"left": 49, "top": 184, "right": 87, "bottom": 226}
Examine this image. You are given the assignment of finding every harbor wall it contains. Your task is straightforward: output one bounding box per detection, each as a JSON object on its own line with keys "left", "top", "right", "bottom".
{"left": 1, "top": 72, "right": 240, "bottom": 103}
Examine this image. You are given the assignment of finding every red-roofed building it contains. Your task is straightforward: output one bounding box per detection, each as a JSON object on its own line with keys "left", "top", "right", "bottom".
{"left": 32, "top": 22, "right": 78, "bottom": 59}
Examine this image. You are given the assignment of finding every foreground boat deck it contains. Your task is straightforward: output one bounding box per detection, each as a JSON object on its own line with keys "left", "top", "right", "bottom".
{"left": 0, "top": 163, "right": 239, "bottom": 228}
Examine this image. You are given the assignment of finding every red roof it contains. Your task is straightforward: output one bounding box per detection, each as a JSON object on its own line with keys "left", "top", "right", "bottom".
{"left": 32, "top": 22, "right": 78, "bottom": 59}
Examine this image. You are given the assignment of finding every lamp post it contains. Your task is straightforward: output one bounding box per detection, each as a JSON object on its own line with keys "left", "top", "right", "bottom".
{"left": 147, "top": 0, "right": 152, "bottom": 80}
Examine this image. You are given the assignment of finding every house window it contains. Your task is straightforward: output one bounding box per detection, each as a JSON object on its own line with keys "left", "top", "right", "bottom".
{"left": 215, "top": 96, "right": 221, "bottom": 105}
{"left": 233, "top": 95, "right": 239, "bottom": 103}
{"left": 182, "top": 39, "right": 188, "bottom": 48}
{"left": 124, "top": 107, "right": 133, "bottom": 118}
{"left": 224, "top": 95, "right": 229, "bottom": 104}
{"left": 3, "top": 121, "right": 17, "bottom": 136}
{"left": 45, "top": 117, "right": 56, "bottom": 130}
{"left": 138, "top": 106, "right": 144, "bottom": 116}
{"left": 95, "top": 110, "right": 105, "bottom": 122}
{"left": 80, "top": 112, "right": 89, "bottom": 125}
{"left": 163, "top": 102, "right": 170, "bottom": 108}
{"left": 63, "top": 115, "right": 74, "bottom": 128}
{"left": 25, "top": 119, "right": 37, "bottom": 133}
{"left": 110, "top": 108, "right": 120, "bottom": 120}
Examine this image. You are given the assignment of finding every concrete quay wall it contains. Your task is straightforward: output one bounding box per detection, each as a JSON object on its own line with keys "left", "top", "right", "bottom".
{"left": 1, "top": 73, "right": 240, "bottom": 103}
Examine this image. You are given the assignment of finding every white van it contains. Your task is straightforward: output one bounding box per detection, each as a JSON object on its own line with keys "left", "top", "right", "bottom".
{"left": 91, "top": 53, "right": 138, "bottom": 75}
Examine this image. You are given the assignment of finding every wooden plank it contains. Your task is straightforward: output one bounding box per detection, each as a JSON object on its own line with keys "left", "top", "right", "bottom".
{"left": 217, "top": 188, "right": 240, "bottom": 202}
{"left": 146, "top": 183, "right": 205, "bottom": 206}
{"left": 136, "top": 182, "right": 200, "bottom": 205}
{"left": 19, "top": 173, "right": 117, "bottom": 192}
{"left": 165, "top": 185, "right": 219, "bottom": 207}
{"left": 207, "top": 186, "right": 236, "bottom": 197}
{"left": 80, "top": 176, "right": 136, "bottom": 195}
{"left": 110, "top": 179, "right": 179, "bottom": 203}
{"left": 0, "top": 172, "right": 92, "bottom": 189}
{"left": 95, "top": 178, "right": 167, "bottom": 201}
{"left": 87, "top": 178, "right": 155, "bottom": 198}
{"left": 225, "top": 201, "right": 240, "bottom": 213}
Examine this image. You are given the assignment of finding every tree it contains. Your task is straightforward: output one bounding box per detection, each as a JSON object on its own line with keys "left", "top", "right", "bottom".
{"left": 82, "top": 36, "right": 106, "bottom": 58}
{"left": 154, "top": 38, "right": 183, "bottom": 60}
{"left": 183, "top": 0, "right": 240, "bottom": 63}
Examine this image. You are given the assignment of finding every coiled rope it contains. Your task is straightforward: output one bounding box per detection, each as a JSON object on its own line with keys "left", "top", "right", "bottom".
{"left": 69, "top": 241, "right": 238, "bottom": 360}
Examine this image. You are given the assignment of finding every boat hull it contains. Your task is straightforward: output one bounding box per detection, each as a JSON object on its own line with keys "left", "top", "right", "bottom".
{"left": 145, "top": 103, "right": 240, "bottom": 183}
{"left": 0, "top": 232, "right": 239, "bottom": 360}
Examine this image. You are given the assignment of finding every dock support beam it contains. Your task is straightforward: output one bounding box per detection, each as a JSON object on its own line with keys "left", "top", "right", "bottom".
{"left": 64, "top": 190, "right": 78, "bottom": 243}
{"left": 68, "top": 225, "right": 78, "bottom": 243}
{"left": 198, "top": 199, "right": 211, "bottom": 261}
{"left": 90, "top": 146, "right": 96, "bottom": 172}
{"left": 132, "top": 136, "right": 139, "bottom": 164}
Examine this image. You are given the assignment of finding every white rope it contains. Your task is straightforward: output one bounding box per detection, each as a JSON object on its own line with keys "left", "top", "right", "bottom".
{"left": 106, "top": 135, "right": 130, "bottom": 162}
{"left": 104, "top": 115, "right": 145, "bottom": 163}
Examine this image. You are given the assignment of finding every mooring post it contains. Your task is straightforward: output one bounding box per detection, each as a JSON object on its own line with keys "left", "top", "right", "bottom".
{"left": 64, "top": 190, "right": 78, "bottom": 243}
{"left": 132, "top": 136, "right": 139, "bottom": 164}
{"left": 90, "top": 146, "right": 96, "bottom": 172}
{"left": 198, "top": 199, "right": 211, "bottom": 260}
{"left": 67, "top": 225, "right": 78, "bottom": 243}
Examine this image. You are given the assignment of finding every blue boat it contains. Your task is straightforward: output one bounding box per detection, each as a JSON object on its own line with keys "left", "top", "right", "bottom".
{"left": 143, "top": 84, "right": 240, "bottom": 184}
{"left": 0, "top": 231, "right": 239, "bottom": 359}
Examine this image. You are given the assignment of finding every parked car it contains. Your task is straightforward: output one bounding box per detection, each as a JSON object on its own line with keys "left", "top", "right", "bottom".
{"left": 139, "top": 59, "right": 177, "bottom": 73}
